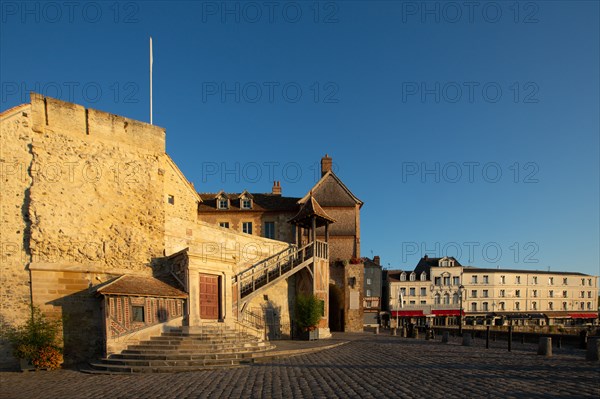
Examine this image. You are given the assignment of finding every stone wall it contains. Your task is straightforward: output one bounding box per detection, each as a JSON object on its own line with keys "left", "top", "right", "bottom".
{"left": 0, "top": 94, "right": 168, "bottom": 367}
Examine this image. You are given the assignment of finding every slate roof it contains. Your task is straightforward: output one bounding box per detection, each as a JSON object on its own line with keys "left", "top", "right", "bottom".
{"left": 198, "top": 193, "right": 301, "bottom": 212}
{"left": 463, "top": 267, "right": 591, "bottom": 276}
{"left": 413, "top": 257, "right": 462, "bottom": 278}
{"left": 96, "top": 275, "right": 188, "bottom": 298}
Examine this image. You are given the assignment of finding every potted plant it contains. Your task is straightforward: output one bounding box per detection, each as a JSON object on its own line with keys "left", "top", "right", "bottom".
{"left": 294, "top": 294, "right": 322, "bottom": 341}
{"left": 3, "top": 306, "right": 63, "bottom": 371}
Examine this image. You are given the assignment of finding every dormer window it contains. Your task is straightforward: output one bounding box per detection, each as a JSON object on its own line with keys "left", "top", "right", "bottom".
{"left": 218, "top": 198, "right": 229, "bottom": 209}
{"left": 238, "top": 190, "right": 254, "bottom": 210}
{"left": 410, "top": 272, "right": 416, "bottom": 281}
{"left": 420, "top": 272, "right": 427, "bottom": 281}
{"left": 400, "top": 272, "right": 406, "bottom": 282}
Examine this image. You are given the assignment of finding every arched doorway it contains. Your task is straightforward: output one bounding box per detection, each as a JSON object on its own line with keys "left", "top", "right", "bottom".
{"left": 329, "top": 283, "right": 344, "bottom": 332}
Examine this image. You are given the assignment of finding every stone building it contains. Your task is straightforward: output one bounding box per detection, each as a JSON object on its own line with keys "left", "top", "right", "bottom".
{"left": 385, "top": 255, "right": 599, "bottom": 328}
{"left": 363, "top": 256, "right": 382, "bottom": 326}
{"left": 0, "top": 94, "right": 335, "bottom": 368}
{"left": 197, "top": 155, "right": 365, "bottom": 332}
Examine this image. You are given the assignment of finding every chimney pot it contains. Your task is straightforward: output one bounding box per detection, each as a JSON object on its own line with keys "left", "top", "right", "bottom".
{"left": 321, "top": 154, "right": 333, "bottom": 177}
{"left": 272, "top": 180, "right": 282, "bottom": 196}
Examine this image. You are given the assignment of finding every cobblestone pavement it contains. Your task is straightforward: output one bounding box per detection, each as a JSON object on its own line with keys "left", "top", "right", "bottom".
{"left": 1, "top": 333, "right": 598, "bottom": 399}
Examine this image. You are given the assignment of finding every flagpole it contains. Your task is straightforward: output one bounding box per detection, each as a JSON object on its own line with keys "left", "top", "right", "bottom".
{"left": 150, "top": 36, "right": 153, "bottom": 125}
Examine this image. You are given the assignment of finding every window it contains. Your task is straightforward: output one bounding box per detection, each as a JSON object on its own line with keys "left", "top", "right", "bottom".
{"left": 587, "top": 302, "right": 592, "bottom": 310}
{"left": 515, "top": 276, "right": 521, "bottom": 284}
{"left": 532, "top": 276, "right": 538, "bottom": 284}
{"left": 563, "top": 277, "right": 568, "bottom": 285}
{"left": 420, "top": 272, "right": 427, "bottom": 281}
{"left": 562, "top": 302, "right": 567, "bottom": 310}
{"left": 366, "top": 289, "right": 372, "bottom": 297}
{"left": 167, "top": 195, "right": 175, "bottom": 205}
{"left": 242, "top": 222, "right": 252, "bottom": 234}
{"left": 588, "top": 278, "right": 593, "bottom": 286}
{"left": 549, "top": 277, "right": 554, "bottom": 285}
{"left": 409, "top": 300, "right": 416, "bottom": 305}
{"left": 443, "top": 276, "right": 450, "bottom": 286}
{"left": 482, "top": 302, "right": 488, "bottom": 311}
{"left": 532, "top": 290, "right": 537, "bottom": 298}
{"left": 263, "top": 222, "right": 275, "bottom": 239}
{"left": 452, "top": 293, "right": 459, "bottom": 304}
{"left": 410, "top": 273, "right": 416, "bottom": 281}
{"left": 588, "top": 291, "right": 593, "bottom": 298}
{"left": 562, "top": 290, "right": 567, "bottom": 298}
{"left": 218, "top": 199, "right": 229, "bottom": 209}
{"left": 580, "top": 302, "right": 585, "bottom": 310}
{"left": 400, "top": 272, "right": 407, "bottom": 282}
{"left": 532, "top": 301, "right": 537, "bottom": 310}
{"left": 581, "top": 291, "right": 585, "bottom": 298}
{"left": 241, "top": 199, "right": 252, "bottom": 209}
{"left": 434, "top": 294, "right": 441, "bottom": 304}
{"left": 420, "top": 300, "right": 427, "bottom": 305}
{"left": 400, "top": 288, "right": 406, "bottom": 295}
{"left": 409, "top": 288, "right": 416, "bottom": 296}
{"left": 549, "top": 290, "right": 554, "bottom": 298}
{"left": 548, "top": 302, "right": 553, "bottom": 310}
{"left": 443, "top": 293, "right": 450, "bottom": 305}
{"left": 499, "top": 302, "right": 505, "bottom": 311}
{"left": 471, "top": 290, "right": 477, "bottom": 298}
{"left": 367, "top": 278, "right": 372, "bottom": 285}
{"left": 434, "top": 277, "right": 441, "bottom": 286}
{"left": 482, "top": 290, "right": 489, "bottom": 298}
{"left": 483, "top": 275, "right": 489, "bottom": 284}
{"left": 515, "top": 302, "right": 520, "bottom": 310}
{"left": 132, "top": 306, "right": 145, "bottom": 322}
{"left": 471, "top": 303, "right": 477, "bottom": 311}
{"left": 581, "top": 278, "right": 585, "bottom": 286}
{"left": 453, "top": 276, "right": 460, "bottom": 285}
{"left": 471, "top": 276, "right": 478, "bottom": 284}
{"left": 420, "top": 287, "right": 426, "bottom": 296}
{"left": 515, "top": 290, "right": 521, "bottom": 298}
{"left": 500, "top": 275, "right": 506, "bottom": 284}
{"left": 500, "top": 289, "right": 505, "bottom": 298}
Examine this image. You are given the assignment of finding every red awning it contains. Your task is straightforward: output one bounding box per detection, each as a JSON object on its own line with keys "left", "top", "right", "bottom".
{"left": 391, "top": 310, "right": 424, "bottom": 317}
{"left": 432, "top": 309, "right": 464, "bottom": 316}
{"left": 569, "top": 313, "right": 598, "bottom": 319}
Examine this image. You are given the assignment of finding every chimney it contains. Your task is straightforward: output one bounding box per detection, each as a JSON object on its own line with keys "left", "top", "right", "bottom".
{"left": 373, "top": 256, "right": 380, "bottom": 265}
{"left": 321, "top": 154, "right": 332, "bottom": 176}
{"left": 423, "top": 254, "right": 428, "bottom": 260}
{"left": 271, "top": 181, "right": 281, "bottom": 196}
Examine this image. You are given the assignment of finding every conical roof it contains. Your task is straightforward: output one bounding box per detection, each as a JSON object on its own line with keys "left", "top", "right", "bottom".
{"left": 288, "top": 195, "right": 335, "bottom": 228}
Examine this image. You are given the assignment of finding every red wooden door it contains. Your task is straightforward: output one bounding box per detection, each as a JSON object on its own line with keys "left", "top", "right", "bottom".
{"left": 199, "top": 274, "right": 220, "bottom": 320}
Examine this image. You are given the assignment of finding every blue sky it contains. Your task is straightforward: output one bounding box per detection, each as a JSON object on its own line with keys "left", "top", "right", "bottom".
{"left": 1, "top": 1, "right": 599, "bottom": 275}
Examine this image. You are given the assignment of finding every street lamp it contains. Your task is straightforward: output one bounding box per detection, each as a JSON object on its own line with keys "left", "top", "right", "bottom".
{"left": 458, "top": 284, "right": 465, "bottom": 335}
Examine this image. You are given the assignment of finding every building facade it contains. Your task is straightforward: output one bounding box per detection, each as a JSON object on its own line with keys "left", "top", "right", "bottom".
{"left": 386, "top": 256, "right": 598, "bottom": 328}
{"left": 363, "top": 256, "right": 383, "bottom": 326}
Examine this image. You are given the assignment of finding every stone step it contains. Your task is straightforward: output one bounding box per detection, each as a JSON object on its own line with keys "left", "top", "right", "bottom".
{"left": 102, "top": 353, "right": 254, "bottom": 366}
{"left": 85, "top": 361, "right": 250, "bottom": 374}
{"left": 109, "top": 350, "right": 263, "bottom": 361}
{"left": 120, "top": 346, "right": 272, "bottom": 356}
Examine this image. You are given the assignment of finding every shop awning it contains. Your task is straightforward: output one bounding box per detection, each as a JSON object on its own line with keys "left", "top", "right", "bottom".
{"left": 569, "top": 313, "right": 598, "bottom": 319}
{"left": 432, "top": 309, "right": 464, "bottom": 316}
{"left": 391, "top": 310, "right": 424, "bottom": 317}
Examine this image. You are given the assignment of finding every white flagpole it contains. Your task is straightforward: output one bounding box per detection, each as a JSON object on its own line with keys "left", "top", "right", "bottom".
{"left": 150, "top": 36, "right": 153, "bottom": 125}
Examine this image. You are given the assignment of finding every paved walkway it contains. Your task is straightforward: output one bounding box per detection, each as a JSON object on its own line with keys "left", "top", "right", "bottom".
{"left": 1, "top": 333, "right": 598, "bottom": 398}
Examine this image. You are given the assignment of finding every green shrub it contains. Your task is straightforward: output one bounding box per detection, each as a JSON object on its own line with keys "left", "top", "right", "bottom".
{"left": 3, "top": 306, "right": 63, "bottom": 369}
{"left": 294, "top": 294, "right": 322, "bottom": 332}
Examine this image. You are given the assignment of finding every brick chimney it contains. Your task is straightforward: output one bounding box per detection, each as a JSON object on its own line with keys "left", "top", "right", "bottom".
{"left": 373, "top": 256, "right": 380, "bottom": 265}
{"left": 271, "top": 181, "right": 281, "bottom": 196}
{"left": 321, "top": 154, "right": 332, "bottom": 176}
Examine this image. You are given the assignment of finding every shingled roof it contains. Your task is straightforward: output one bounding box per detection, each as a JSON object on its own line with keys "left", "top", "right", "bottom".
{"left": 96, "top": 275, "right": 187, "bottom": 298}
{"left": 198, "top": 193, "right": 300, "bottom": 212}
{"left": 288, "top": 196, "right": 335, "bottom": 228}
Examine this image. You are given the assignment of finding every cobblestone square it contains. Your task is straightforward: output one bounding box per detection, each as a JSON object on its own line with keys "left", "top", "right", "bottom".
{"left": 1, "top": 333, "right": 598, "bottom": 399}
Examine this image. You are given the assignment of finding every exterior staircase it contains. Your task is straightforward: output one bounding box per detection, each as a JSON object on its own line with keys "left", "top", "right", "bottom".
{"left": 233, "top": 240, "right": 328, "bottom": 315}
{"left": 83, "top": 324, "right": 273, "bottom": 374}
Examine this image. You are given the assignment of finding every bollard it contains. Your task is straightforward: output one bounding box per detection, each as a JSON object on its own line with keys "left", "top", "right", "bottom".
{"left": 462, "top": 333, "right": 472, "bottom": 346}
{"left": 585, "top": 337, "right": 599, "bottom": 361}
{"left": 392, "top": 327, "right": 397, "bottom": 336}
{"left": 486, "top": 326, "right": 490, "bottom": 349}
{"left": 413, "top": 329, "right": 419, "bottom": 339}
{"left": 442, "top": 331, "right": 449, "bottom": 344}
{"left": 375, "top": 326, "right": 379, "bottom": 335}
{"left": 537, "top": 337, "right": 552, "bottom": 357}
